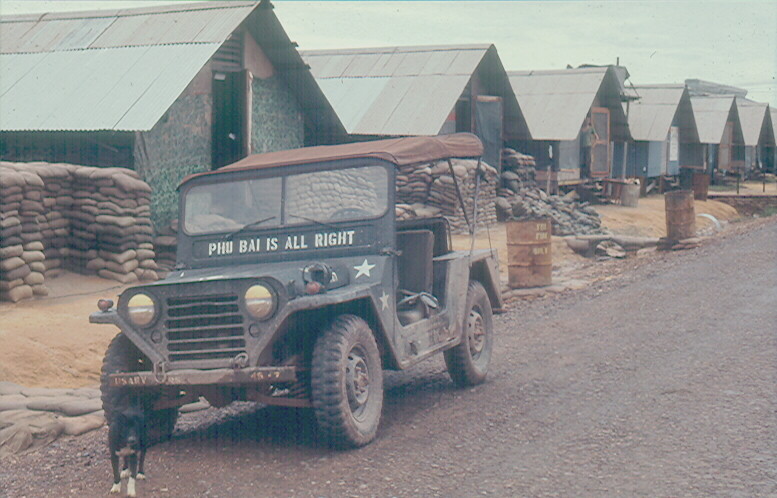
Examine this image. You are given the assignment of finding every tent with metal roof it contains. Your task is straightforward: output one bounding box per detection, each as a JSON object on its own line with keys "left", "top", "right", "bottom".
{"left": 625, "top": 84, "right": 701, "bottom": 178}
{"left": 300, "top": 44, "right": 527, "bottom": 169}
{"left": 0, "top": 0, "right": 345, "bottom": 228}
{"left": 690, "top": 95, "right": 745, "bottom": 172}
{"left": 507, "top": 67, "right": 630, "bottom": 142}
{"left": 0, "top": 1, "right": 341, "bottom": 137}
{"left": 735, "top": 97, "right": 774, "bottom": 172}
{"left": 505, "top": 66, "right": 631, "bottom": 186}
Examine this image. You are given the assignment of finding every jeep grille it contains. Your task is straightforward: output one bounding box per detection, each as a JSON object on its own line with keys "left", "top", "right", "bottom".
{"left": 164, "top": 294, "right": 246, "bottom": 363}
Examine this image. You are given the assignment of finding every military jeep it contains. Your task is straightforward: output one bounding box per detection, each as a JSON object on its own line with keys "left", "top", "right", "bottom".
{"left": 91, "top": 133, "right": 502, "bottom": 448}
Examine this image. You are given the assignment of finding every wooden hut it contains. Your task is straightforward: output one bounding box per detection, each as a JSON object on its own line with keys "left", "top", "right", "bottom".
{"left": 624, "top": 84, "right": 701, "bottom": 180}
{"left": 735, "top": 98, "right": 774, "bottom": 174}
{"left": 301, "top": 44, "right": 528, "bottom": 170}
{"left": 0, "top": 0, "right": 344, "bottom": 228}
{"left": 506, "top": 66, "right": 631, "bottom": 190}
{"left": 689, "top": 95, "right": 745, "bottom": 175}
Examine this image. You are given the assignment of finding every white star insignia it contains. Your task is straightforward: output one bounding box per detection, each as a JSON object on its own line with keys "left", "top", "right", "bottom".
{"left": 353, "top": 259, "right": 376, "bottom": 279}
{"left": 379, "top": 291, "right": 391, "bottom": 311}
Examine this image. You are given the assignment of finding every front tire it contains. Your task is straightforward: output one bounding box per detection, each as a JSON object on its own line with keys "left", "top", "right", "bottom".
{"left": 100, "top": 333, "right": 179, "bottom": 443}
{"left": 311, "top": 315, "right": 384, "bottom": 448}
{"left": 444, "top": 281, "right": 494, "bottom": 386}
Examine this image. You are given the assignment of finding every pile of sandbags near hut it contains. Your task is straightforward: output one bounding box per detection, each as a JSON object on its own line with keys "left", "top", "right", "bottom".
{"left": 0, "top": 162, "right": 158, "bottom": 302}
{"left": 496, "top": 148, "right": 605, "bottom": 236}
{"left": 395, "top": 158, "right": 498, "bottom": 233}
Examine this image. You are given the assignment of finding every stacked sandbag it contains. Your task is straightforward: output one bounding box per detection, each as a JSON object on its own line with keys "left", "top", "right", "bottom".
{"left": 501, "top": 147, "right": 537, "bottom": 188}
{"left": 0, "top": 164, "right": 45, "bottom": 302}
{"left": 0, "top": 162, "right": 158, "bottom": 302}
{"left": 26, "top": 163, "right": 73, "bottom": 281}
{"left": 285, "top": 168, "right": 382, "bottom": 221}
{"left": 394, "top": 158, "right": 498, "bottom": 234}
{"left": 396, "top": 163, "right": 434, "bottom": 205}
{"left": 70, "top": 167, "right": 157, "bottom": 283}
{"left": 497, "top": 186, "right": 605, "bottom": 236}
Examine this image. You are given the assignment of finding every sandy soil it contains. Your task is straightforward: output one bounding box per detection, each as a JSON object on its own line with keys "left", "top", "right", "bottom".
{"left": 0, "top": 196, "right": 743, "bottom": 389}
{"left": 0, "top": 274, "right": 129, "bottom": 388}
{"left": 595, "top": 195, "right": 740, "bottom": 237}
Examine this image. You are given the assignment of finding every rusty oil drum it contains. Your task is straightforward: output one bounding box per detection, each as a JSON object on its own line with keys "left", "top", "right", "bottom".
{"left": 506, "top": 218, "right": 552, "bottom": 288}
{"left": 692, "top": 172, "right": 710, "bottom": 201}
{"left": 665, "top": 190, "right": 696, "bottom": 240}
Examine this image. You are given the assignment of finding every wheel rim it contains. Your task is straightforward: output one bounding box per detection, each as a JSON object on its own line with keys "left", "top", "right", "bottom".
{"left": 467, "top": 307, "right": 486, "bottom": 360}
{"left": 346, "top": 346, "right": 371, "bottom": 419}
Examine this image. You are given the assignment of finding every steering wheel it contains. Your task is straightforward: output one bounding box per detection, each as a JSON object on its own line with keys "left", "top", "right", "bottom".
{"left": 329, "top": 207, "right": 370, "bottom": 221}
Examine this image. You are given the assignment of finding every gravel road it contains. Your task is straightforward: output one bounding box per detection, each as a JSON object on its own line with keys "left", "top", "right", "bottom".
{"left": 2, "top": 219, "right": 776, "bottom": 497}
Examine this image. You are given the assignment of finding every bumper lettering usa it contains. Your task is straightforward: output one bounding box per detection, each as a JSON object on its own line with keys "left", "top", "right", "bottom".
{"left": 109, "top": 366, "right": 297, "bottom": 387}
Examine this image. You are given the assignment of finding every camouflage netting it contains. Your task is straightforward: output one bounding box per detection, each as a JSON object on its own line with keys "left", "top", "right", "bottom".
{"left": 251, "top": 76, "right": 304, "bottom": 154}
{"left": 133, "top": 91, "right": 212, "bottom": 231}
{"left": 395, "top": 158, "right": 498, "bottom": 233}
{"left": 0, "top": 162, "right": 158, "bottom": 302}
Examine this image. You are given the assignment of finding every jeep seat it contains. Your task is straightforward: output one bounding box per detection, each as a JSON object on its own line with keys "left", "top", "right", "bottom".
{"left": 396, "top": 229, "right": 436, "bottom": 325}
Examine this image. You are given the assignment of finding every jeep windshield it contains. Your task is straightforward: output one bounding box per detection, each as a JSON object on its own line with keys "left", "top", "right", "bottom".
{"left": 183, "top": 164, "right": 389, "bottom": 236}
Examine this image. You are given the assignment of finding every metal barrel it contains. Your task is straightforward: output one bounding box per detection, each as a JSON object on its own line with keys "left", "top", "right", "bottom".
{"left": 506, "top": 218, "right": 552, "bottom": 288}
{"left": 692, "top": 172, "right": 710, "bottom": 201}
{"left": 620, "top": 183, "right": 640, "bottom": 207}
{"left": 665, "top": 190, "right": 696, "bottom": 240}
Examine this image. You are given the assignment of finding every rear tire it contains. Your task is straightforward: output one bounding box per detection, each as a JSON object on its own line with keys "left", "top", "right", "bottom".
{"left": 311, "top": 315, "right": 384, "bottom": 448}
{"left": 100, "top": 333, "right": 179, "bottom": 443}
{"left": 444, "top": 281, "right": 493, "bottom": 387}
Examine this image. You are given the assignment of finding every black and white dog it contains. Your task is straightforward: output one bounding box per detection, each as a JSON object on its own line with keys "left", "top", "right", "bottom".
{"left": 108, "top": 406, "right": 148, "bottom": 497}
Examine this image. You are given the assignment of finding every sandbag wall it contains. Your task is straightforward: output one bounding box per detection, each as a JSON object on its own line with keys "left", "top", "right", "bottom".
{"left": 0, "top": 162, "right": 158, "bottom": 302}
{"left": 395, "top": 158, "right": 498, "bottom": 233}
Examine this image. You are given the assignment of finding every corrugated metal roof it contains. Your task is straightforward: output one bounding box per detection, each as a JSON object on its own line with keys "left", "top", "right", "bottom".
{"left": 0, "top": 2, "right": 256, "bottom": 53}
{"left": 628, "top": 84, "right": 686, "bottom": 142}
{"left": 507, "top": 67, "right": 617, "bottom": 141}
{"left": 690, "top": 95, "right": 737, "bottom": 144}
{"left": 0, "top": 43, "right": 221, "bottom": 131}
{"left": 300, "top": 45, "right": 492, "bottom": 136}
{"left": 0, "top": 1, "right": 264, "bottom": 132}
{"left": 735, "top": 97, "right": 769, "bottom": 146}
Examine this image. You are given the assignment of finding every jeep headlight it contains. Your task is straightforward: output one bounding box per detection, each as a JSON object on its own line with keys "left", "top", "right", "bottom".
{"left": 245, "top": 284, "right": 275, "bottom": 320}
{"left": 126, "top": 293, "right": 156, "bottom": 327}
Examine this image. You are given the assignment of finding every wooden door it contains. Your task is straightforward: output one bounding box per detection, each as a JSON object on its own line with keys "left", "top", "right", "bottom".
{"left": 212, "top": 70, "right": 247, "bottom": 170}
{"left": 590, "top": 107, "right": 610, "bottom": 177}
{"left": 474, "top": 96, "right": 504, "bottom": 171}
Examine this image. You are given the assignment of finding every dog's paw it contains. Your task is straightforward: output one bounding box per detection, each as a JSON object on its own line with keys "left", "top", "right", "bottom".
{"left": 126, "top": 478, "right": 136, "bottom": 497}
{"left": 120, "top": 469, "right": 131, "bottom": 479}
{"left": 136, "top": 473, "right": 146, "bottom": 480}
{"left": 110, "top": 482, "right": 121, "bottom": 494}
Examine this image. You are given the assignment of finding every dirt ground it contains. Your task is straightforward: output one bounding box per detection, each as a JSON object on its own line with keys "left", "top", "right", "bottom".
{"left": 595, "top": 195, "right": 739, "bottom": 237}
{"left": 2, "top": 217, "right": 774, "bottom": 497}
{"left": 0, "top": 196, "right": 743, "bottom": 389}
{"left": 0, "top": 275, "right": 129, "bottom": 388}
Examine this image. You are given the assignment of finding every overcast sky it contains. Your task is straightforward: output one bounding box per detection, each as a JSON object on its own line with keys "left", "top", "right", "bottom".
{"left": 3, "top": 1, "right": 776, "bottom": 104}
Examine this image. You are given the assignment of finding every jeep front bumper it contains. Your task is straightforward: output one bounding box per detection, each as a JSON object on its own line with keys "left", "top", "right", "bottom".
{"left": 108, "top": 366, "right": 297, "bottom": 387}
